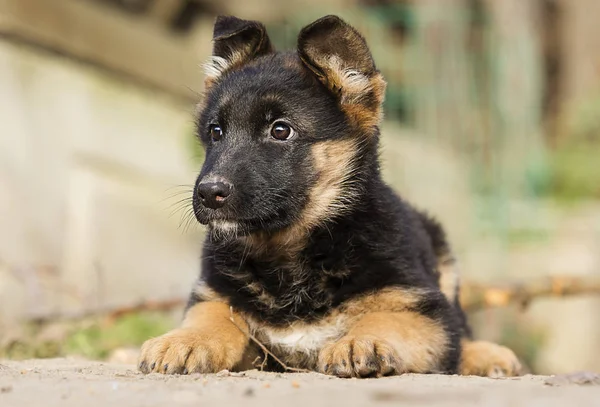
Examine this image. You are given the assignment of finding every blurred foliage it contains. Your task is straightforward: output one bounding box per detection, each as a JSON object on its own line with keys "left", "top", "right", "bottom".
{"left": 0, "top": 312, "right": 175, "bottom": 360}
{"left": 568, "top": 90, "right": 600, "bottom": 143}
{"left": 506, "top": 227, "right": 550, "bottom": 247}
{"left": 64, "top": 313, "right": 174, "bottom": 359}
{"left": 544, "top": 89, "right": 600, "bottom": 202}
{"left": 546, "top": 144, "right": 600, "bottom": 203}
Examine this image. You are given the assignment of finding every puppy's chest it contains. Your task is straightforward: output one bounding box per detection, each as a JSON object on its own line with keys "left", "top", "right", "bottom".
{"left": 209, "top": 244, "right": 354, "bottom": 323}
{"left": 246, "top": 314, "right": 349, "bottom": 367}
{"left": 226, "top": 261, "right": 343, "bottom": 320}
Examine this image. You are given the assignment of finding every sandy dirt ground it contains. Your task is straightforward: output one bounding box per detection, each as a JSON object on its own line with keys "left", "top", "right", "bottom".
{"left": 1, "top": 358, "right": 600, "bottom": 407}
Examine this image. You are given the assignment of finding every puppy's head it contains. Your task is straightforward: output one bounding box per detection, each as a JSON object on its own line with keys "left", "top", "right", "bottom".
{"left": 193, "top": 15, "right": 386, "bottom": 239}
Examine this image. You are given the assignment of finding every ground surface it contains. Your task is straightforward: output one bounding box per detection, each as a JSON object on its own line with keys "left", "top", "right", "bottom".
{"left": 1, "top": 358, "right": 600, "bottom": 407}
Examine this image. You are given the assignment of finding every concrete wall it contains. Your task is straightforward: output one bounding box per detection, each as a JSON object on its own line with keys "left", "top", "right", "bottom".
{"left": 0, "top": 39, "right": 203, "bottom": 326}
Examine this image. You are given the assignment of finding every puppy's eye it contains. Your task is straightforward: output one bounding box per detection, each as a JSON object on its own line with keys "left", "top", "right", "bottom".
{"left": 270, "top": 122, "right": 294, "bottom": 141}
{"left": 209, "top": 124, "right": 223, "bottom": 141}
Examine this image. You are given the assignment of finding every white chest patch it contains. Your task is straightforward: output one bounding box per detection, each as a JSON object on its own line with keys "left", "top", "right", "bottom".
{"left": 252, "top": 317, "right": 348, "bottom": 355}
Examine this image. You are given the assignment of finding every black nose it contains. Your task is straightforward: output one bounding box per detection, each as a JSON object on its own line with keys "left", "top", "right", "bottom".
{"left": 197, "top": 181, "right": 233, "bottom": 209}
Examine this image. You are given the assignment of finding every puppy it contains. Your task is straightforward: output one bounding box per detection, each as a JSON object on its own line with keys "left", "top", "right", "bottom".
{"left": 139, "top": 15, "right": 521, "bottom": 378}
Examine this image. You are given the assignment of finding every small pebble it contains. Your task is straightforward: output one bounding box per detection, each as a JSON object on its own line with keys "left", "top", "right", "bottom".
{"left": 216, "top": 370, "right": 230, "bottom": 377}
{"left": 230, "top": 371, "right": 246, "bottom": 377}
{"left": 1, "top": 385, "right": 13, "bottom": 393}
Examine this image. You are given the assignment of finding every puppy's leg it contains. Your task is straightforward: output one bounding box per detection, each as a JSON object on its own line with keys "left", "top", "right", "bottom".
{"left": 318, "top": 311, "right": 452, "bottom": 378}
{"left": 138, "top": 302, "right": 249, "bottom": 374}
{"left": 460, "top": 339, "right": 522, "bottom": 377}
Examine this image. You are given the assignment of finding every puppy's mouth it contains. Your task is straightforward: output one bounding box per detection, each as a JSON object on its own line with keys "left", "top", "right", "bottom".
{"left": 193, "top": 202, "right": 269, "bottom": 227}
{"left": 192, "top": 201, "right": 232, "bottom": 225}
{"left": 196, "top": 211, "right": 241, "bottom": 228}
{"left": 193, "top": 199, "right": 290, "bottom": 237}
{"left": 204, "top": 215, "right": 283, "bottom": 238}
{"left": 195, "top": 207, "right": 254, "bottom": 235}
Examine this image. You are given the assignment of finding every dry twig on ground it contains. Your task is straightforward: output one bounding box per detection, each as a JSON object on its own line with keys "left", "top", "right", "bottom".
{"left": 227, "top": 307, "right": 311, "bottom": 374}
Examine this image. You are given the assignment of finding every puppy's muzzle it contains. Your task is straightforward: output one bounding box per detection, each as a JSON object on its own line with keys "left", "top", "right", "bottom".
{"left": 197, "top": 180, "right": 233, "bottom": 209}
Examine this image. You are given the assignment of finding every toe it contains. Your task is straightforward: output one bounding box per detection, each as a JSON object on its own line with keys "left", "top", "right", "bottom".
{"left": 318, "top": 336, "right": 402, "bottom": 379}
{"left": 161, "top": 343, "right": 192, "bottom": 374}
{"left": 351, "top": 339, "right": 379, "bottom": 377}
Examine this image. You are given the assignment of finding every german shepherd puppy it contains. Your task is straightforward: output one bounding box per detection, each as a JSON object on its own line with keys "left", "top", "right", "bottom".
{"left": 139, "top": 15, "right": 521, "bottom": 378}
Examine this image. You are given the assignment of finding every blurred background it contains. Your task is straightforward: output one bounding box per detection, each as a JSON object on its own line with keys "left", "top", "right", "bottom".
{"left": 0, "top": 0, "right": 599, "bottom": 375}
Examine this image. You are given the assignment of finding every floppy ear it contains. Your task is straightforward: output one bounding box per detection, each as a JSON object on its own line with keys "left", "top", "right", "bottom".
{"left": 204, "top": 16, "right": 274, "bottom": 81}
{"left": 298, "top": 15, "right": 386, "bottom": 129}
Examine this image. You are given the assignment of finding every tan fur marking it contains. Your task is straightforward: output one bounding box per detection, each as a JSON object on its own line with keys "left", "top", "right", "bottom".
{"left": 202, "top": 55, "right": 230, "bottom": 79}
{"left": 341, "top": 74, "right": 386, "bottom": 130}
{"left": 202, "top": 50, "right": 247, "bottom": 80}
{"left": 370, "top": 73, "right": 387, "bottom": 106}
{"left": 321, "top": 55, "right": 372, "bottom": 103}
{"left": 344, "top": 73, "right": 386, "bottom": 130}
{"left": 304, "top": 139, "right": 360, "bottom": 224}
{"left": 357, "top": 312, "right": 447, "bottom": 371}
{"left": 341, "top": 287, "right": 426, "bottom": 315}
{"left": 138, "top": 302, "right": 249, "bottom": 374}
{"left": 438, "top": 253, "right": 460, "bottom": 304}
{"left": 307, "top": 54, "right": 387, "bottom": 131}
{"left": 202, "top": 50, "right": 251, "bottom": 90}
{"left": 246, "top": 138, "right": 360, "bottom": 256}
{"left": 193, "top": 279, "right": 225, "bottom": 302}
{"left": 460, "top": 339, "right": 522, "bottom": 377}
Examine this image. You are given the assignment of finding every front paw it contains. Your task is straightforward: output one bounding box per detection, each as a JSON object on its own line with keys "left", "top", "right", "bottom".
{"left": 460, "top": 340, "right": 522, "bottom": 377}
{"left": 318, "top": 335, "right": 403, "bottom": 378}
{"left": 138, "top": 328, "right": 234, "bottom": 374}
